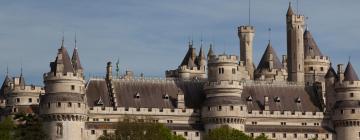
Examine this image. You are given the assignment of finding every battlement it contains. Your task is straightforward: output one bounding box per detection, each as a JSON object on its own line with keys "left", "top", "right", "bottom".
{"left": 244, "top": 80, "right": 305, "bottom": 87}
{"left": 238, "top": 26, "right": 255, "bottom": 33}
{"left": 208, "top": 54, "right": 238, "bottom": 64}
{"left": 247, "top": 110, "right": 324, "bottom": 119}
{"left": 205, "top": 80, "right": 243, "bottom": 87}
{"left": 178, "top": 65, "right": 204, "bottom": 72}
{"left": 12, "top": 85, "right": 44, "bottom": 93}
{"left": 304, "top": 56, "right": 330, "bottom": 62}
{"left": 335, "top": 81, "right": 360, "bottom": 89}
{"left": 44, "top": 72, "right": 84, "bottom": 81}
{"left": 88, "top": 106, "right": 200, "bottom": 116}
{"left": 290, "top": 14, "right": 305, "bottom": 22}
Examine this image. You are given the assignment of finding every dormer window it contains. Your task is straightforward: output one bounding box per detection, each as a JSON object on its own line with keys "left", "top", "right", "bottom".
{"left": 296, "top": 97, "right": 301, "bottom": 103}
{"left": 247, "top": 96, "right": 253, "bottom": 101}
{"left": 135, "top": 92, "right": 140, "bottom": 99}
{"left": 95, "top": 97, "right": 104, "bottom": 106}
{"left": 163, "top": 94, "right": 169, "bottom": 100}
{"left": 275, "top": 97, "right": 281, "bottom": 102}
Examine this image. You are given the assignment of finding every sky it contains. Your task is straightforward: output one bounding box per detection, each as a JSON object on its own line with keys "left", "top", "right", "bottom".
{"left": 0, "top": 0, "right": 359, "bottom": 85}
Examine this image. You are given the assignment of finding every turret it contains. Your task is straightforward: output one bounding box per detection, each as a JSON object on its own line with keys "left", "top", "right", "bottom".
{"left": 202, "top": 53, "right": 246, "bottom": 132}
{"left": 303, "top": 29, "right": 330, "bottom": 84}
{"left": 332, "top": 61, "right": 360, "bottom": 140}
{"left": 71, "top": 47, "right": 83, "bottom": 76}
{"left": 39, "top": 38, "right": 87, "bottom": 140}
{"left": 238, "top": 26, "right": 255, "bottom": 79}
{"left": 286, "top": 2, "right": 305, "bottom": 83}
{"left": 254, "top": 41, "right": 287, "bottom": 81}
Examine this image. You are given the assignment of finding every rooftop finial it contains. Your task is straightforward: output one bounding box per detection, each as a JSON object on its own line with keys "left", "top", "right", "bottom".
{"left": 268, "top": 28, "right": 272, "bottom": 43}
{"left": 6, "top": 65, "right": 8, "bottom": 76}
{"left": 61, "top": 32, "right": 65, "bottom": 48}
{"left": 20, "top": 63, "right": 23, "bottom": 77}
{"left": 248, "top": 0, "right": 251, "bottom": 25}
{"left": 74, "top": 32, "right": 77, "bottom": 49}
{"left": 349, "top": 56, "right": 351, "bottom": 62}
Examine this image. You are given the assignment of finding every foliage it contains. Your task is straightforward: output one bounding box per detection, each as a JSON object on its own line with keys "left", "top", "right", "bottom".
{"left": 204, "top": 125, "right": 271, "bottom": 140}
{"left": 254, "top": 133, "right": 271, "bottom": 140}
{"left": 98, "top": 117, "right": 185, "bottom": 140}
{"left": 13, "top": 113, "right": 48, "bottom": 140}
{"left": 0, "top": 116, "right": 15, "bottom": 140}
{"left": 205, "top": 125, "right": 252, "bottom": 140}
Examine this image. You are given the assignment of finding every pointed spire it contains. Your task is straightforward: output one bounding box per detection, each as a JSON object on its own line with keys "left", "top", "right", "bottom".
{"left": 72, "top": 46, "right": 83, "bottom": 71}
{"left": 286, "top": 2, "right": 294, "bottom": 16}
{"left": 207, "top": 44, "right": 214, "bottom": 57}
{"left": 303, "top": 30, "right": 323, "bottom": 57}
{"left": 198, "top": 46, "right": 205, "bottom": 59}
{"left": 325, "top": 64, "right": 336, "bottom": 79}
{"left": 61, "top": 34, "right": 65, "bottom": 48}
{"left": 344, "top": 61, "right": 359, "bottom": 81}
{"left": 19, "top": 66, "right": 25, "bottom": 88}
{"left": 256, "top": 42, "right": 283, "bottom": 70}
{"left": 74, "top": 32, "right": 77, "bottom": 49}
{"left": 51, "top": 37, "right": 74, "bottom": 74}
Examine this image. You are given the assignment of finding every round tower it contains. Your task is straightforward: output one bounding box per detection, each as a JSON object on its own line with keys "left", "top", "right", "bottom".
{"left": 286, "top": 3, "right": 305, "bottom": 83}
{"left": 332, "top": 62, "right": 360, "bottom": 140}
{"left": 39, "top": 43, "right": 87, "bottom": 140}
{"left": 238, "top": 26, "right": 255, "bottom": 79}
{"left": 202, "top": 53, "right": 246, "bottom": 132}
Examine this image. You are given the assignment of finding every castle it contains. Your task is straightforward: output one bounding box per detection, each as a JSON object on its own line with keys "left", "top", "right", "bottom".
{"left": 0, "top": 3, "right": 359, "bottom": 140}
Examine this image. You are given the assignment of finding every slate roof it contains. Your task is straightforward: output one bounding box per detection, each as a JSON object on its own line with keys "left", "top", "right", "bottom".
{"left": 344, "top": 62, "right": 359, "bottom": 81}
{"left": 180, "top": 44, "right": 198, "bottom": 68}
{"left": 71, "top": 48, "right": 83, "bottom": 70}
{"left": 85, "top": 79, "right": 205, "bottom": 108}
{"left": 325, "top": 65, "right": 336, "bottom": 79}
{"left": 242, "top": 84, "right": 322, "bottom": 112}
{"left": 304, "top": 30, "right": 323, "bottom": 57}
{"left": 50, "top": 46, "right": 74, "bottom": 74}
{"left": 85, "top": 78, "right": 322, "bottom": 112}
{"left": 85, "top": 122, "right": 204, "bottom": 131}
{"left": 256, "top": 42, "right": 283, "bottom": 71}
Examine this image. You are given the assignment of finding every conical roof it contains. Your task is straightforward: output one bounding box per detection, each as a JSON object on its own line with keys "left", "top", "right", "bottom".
{"left": 325, "top": 65, "right": 336, "bottom": 79}
{"left": 0, "top": 75, "right": 12, "bottom": 97}
{"left": 256, "top": 42, "right": 283, "bottom": 70}
{"left": 51, "top": 45, "right": 74, "bottom": 74}
{"left": 71, "top": 48, "right": 83, "bottom": 70}
{"left": 304, "top": 30, "right": 323, "bottom": 57}
{"left": 344, "top": 62, "right": 359, "bottom": 81}
{"left": 286, "top": 2, "right": 294, "bottom": 16}
{"left": 19, "top": 74, "right": 25, "bottom": 88}
{"left": 180, "top": 44, "right": 198, "bottom": 68}
{"left": 207, "top": 44, "right": 214, "bottom": 57}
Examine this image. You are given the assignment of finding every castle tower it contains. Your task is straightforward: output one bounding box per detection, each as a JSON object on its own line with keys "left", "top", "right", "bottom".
{"left": 238, "top": 26, "right": 255, "bottom": 79}
{"left": 39, "top": 39, "right": 87, "bottom": 140}
{"left": 254, "top": 41, "right": 287, "bottom": 81}
{"left": 303, "top": 29, "right": 330, "bottom": 84}
{"left": 286, "top": 3, "right": 305, "bottom": 83}
{"left": 332, "top": 62, "right": 360, "bottom": 140}
{"left": 202, "top": 53, "right": 246, "bottom": 132}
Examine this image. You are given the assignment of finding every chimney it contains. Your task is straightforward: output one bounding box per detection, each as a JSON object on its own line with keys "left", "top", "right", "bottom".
{"left": 337, "top": 64, "right": 344, "bottom": 82}
{"left": 177, "top": 93, "right": 185, "bottom": 109}
{"left": 106, "top": 62, "right": 112, "bottom": 81}
{"left": 264, "top": 96, "right": 269, "bottom": 111}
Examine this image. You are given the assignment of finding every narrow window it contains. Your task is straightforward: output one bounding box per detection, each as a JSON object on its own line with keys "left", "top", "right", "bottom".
{"left": 196, "top": 132, "right": 199, "bottom": 137}
{"left": 57, "top": 102, "right": 61, "bottom": 107}
{"left": 78, "top": 103, "right": 81, "bottom": 108}
{"left": 351, "top": 93, "right": 354, "bottom": 97}
{"left": 218, "top": 106, "right": 222, "bottom": 111}
{"left": 232, "top": 68, "right": 236, "bottom": 74}
{"left": 57, "top": 123, "right": 63, "bottom": 137}
{"left": 218, "top": 68, "right": 221, "bottom": 74}
{"left": 28, "top": 98, "right": 32, "bottom": 103}
{"left": 68, "top": 102, "right": 72, "bottom": 107}
{"left": 272, "top": 133, "right": 275, "bottom": 138}
{"left": 71, "top": 85, "right": 75, "bottom": 90}
{"left": 47, "top": 103, "right": 50, "bottom": 108}
{"left": 294, "top": 133, "right": 297, "bottom": 138}
{"left": 230, "top": 106, "right": 234, "bottom": 111}
{"left": 37, "top": 98, "right": 39, "bottom": 103}
{"left": 352, "top": 109, "right": 356, "bottom": 114}
{"left": 304, "top": 134, "right": 308, "bottom": 138}
{"left": 91, "top": 130, "right": 95, "bottom": 135}
{"left": 283, "top": 133, "right": 286, "bottom": 138}
{"left": 184, "top": 132, "right": 188, "bottom": 136}
{"left": 16, "top": 98, "right": 20, "bottom": 103}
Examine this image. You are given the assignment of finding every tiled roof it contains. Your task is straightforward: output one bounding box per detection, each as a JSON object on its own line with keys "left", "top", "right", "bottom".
{"left": 304, "top": 30, "right": 323, "bottom": 57}
{"left": 344, "top": 62, "right": 359, "bottom": 81}
{"left": 256, "top": 42, "right": 283, "bottom": 71}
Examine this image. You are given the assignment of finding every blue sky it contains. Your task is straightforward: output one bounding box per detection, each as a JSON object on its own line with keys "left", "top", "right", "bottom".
{"left": 0, "top": 0, "right": 359, "bottom": 85}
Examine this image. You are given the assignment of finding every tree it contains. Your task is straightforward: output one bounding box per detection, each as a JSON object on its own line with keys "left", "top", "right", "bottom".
{"left": 98, "top": 117, "right": 185, "bottom": 140}
{"left": 204, "top": 125, "right": 253, "bottom": 140}
{"left": 0, "top": 116, "right": 15, "bottom": 140}
{"left": 13, "top": 113, "right": 48, "bottom": 140}
{"left": 254, "top": 133, "right": 271, "bottom": 140}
